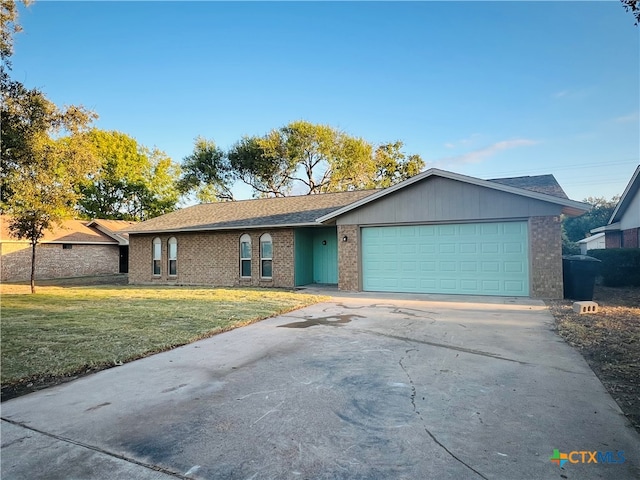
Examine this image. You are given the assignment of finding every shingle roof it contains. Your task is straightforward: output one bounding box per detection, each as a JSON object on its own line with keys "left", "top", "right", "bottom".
{"left": 0, "top": 217, "right": 120, "bottom": 244}
{"left": 128, "top": 190, "right": 379, "bottom": 234}
{"left": 87, "top": 219, "right": 137, "bottom": 241}
{"left": 488, "top": 175, "right": 568, "bottom": 199}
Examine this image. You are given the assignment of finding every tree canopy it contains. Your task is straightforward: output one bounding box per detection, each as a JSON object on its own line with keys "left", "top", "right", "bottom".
{"left": 77, "top": 130, "right": 180, "bottom": 221}
{"left": 621, "top": 0, "right": 640, "bottom": 25}
{"left": 1, "top": 79, "right": 98, "bottom": 292}
{"left": 221, "top": 121, "right": 425, "bottom": 198}
{"left": 177, "top": 137, "right": 234, "bottom": 202}
{"left": 561, "top": 196, "right": 620, "bottom": 254}
{"left": 1, "top": 0, "right": 31, "bottom": 64}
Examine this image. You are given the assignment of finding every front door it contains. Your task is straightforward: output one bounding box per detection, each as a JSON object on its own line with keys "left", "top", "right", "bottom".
{"left": 312, "top": 228, "right": 338, "bottom": 284}
{"left": 119, "top": 246, "right": 129, "bottom": 274}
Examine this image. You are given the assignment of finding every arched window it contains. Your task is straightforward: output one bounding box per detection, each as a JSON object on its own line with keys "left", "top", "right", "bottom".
{"left": 240, "top": 234, "right": 252, "bottom": 278}
{"left": 260, "top": 233, "right": 273, "bottom": 279}
{"left": 152, "top": 237, "right": 162, "bottom": 275}
{"left": 168, "top": 237, "right": 177, "bottom": 276}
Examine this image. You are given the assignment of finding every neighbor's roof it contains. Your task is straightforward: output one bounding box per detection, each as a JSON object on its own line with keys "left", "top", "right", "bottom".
{"left": 608, "top": 164, "right": 640, "bottom": 225}
{"left": 86, "top": 219, "right": 136, "bottom": 244}
{"left": 127, "top": 190, "right": 378, "bottom": 234}
{"left": 488, "top": 174, "right": 568, "bottom": 199}
{"left": 317, "top": 168, "right": 590, "bottom": 223}
{"left": 0, "top": 217, "right": 130, "bottom": 244}
{"left": 577, "top": 232, "right": 605, "bottom": 245}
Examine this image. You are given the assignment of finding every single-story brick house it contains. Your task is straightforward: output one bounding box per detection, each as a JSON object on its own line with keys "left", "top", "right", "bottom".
{"left": 128, "top": 168, "right": 589, "bottom": 299}
{"left": 0, "top": 218, "right": 135, "bottom": 282}
{"left": 591, "top": 164, "right": 640, "bottom": 248}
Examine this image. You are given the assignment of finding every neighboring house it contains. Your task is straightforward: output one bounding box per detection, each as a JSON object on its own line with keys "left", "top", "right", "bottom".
{"left": 0, "top": 218, "right": 136, "bottom": 282}
{"left": 577, "top": 232, "right": 606, "bottom": 255}
{"left": 591, "top": 165, "right": 640, "bottom": 248}
{"left": 128, "top": 168, "right": 589, "bottom": 299}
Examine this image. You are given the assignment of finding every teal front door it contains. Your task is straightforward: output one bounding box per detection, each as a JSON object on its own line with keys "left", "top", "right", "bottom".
{"left": 312, "top": 228, "right": 338, "bottom": 284}
{"left": 361, "top": 222, "right": 529, "bottom": 296}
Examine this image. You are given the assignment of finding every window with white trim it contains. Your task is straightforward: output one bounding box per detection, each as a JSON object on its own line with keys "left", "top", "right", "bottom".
{"left": 260, "top": 233, "right": 272, "bottom": 279}
{"left": 240, "top": 234, "right": 252, "bottom": 278}
{"left": 168, "top": 237, "right": 177, "bottom": 276}
{"left": 152, "top": 237, "right": 161, "bottom": 275}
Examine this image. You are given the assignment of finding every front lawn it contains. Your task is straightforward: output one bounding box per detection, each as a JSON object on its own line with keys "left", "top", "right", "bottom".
{"left": 1, "top": 285, "right": 326, "bottom": 399}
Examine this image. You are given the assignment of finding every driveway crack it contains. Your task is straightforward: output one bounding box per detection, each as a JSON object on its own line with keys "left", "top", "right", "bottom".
{"left": 360, "top": 329, "right": 528, "bottom": 365}
{"left": 1, "top": 418, "right": 190, "bottom": 479}
{"left": 398, "top": 355, "right": 489, "bottom": 480}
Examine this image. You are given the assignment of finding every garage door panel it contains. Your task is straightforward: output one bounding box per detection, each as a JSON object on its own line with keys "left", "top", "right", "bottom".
{"left": 460, "top": 261, "right": 477, "bottom": 272}
{"left": 504, "top": 261, "right": 524, "bottom": 273}
{"left": 460, "top": 279, "right": 479, "bottom": 291}
{"left": 481, "top": 280, "right": 501, "bottom": 292}
{"left": 362, "top": 222, "right": 529, "bottom": 296}
{"left": 438, "top": 225, "right": 456, "bottom": 235}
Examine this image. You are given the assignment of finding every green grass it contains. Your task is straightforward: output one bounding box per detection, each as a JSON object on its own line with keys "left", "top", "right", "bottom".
{"left": 1, "top": 285, "right": 326, "bottom": 387}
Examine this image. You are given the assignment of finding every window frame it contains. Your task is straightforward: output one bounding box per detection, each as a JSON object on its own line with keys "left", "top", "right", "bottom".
{"left": 260, "top": 233, "right": 273, "bottom": 279}
{"left": 168, "top": 237, "right": 177, "bottom": 276}
{"left": 152, "top": 237, "right": 162, "bottom": 276}
{"left": 240, "top": 234, "right": 252, "bottom": 278}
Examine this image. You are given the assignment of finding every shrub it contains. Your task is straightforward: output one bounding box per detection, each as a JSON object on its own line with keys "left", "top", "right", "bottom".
{"left": 587, "top": 249, "right": 640, "bottom": 287}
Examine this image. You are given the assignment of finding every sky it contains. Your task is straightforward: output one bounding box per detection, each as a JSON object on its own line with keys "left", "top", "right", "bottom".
{"left": 11, "top": 1, "right": 640, "bottom": 202}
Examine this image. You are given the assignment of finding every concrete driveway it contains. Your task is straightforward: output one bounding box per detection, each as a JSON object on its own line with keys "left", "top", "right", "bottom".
{"left": 2, "top": 293, "right": 639, "bottom": 479}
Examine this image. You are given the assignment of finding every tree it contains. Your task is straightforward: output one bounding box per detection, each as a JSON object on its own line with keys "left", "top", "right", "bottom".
{"left": 228, "top": 135, "right": 296, "bottom": 198}
{"left": 621, "top": 0, "right": 640, "bottom": 25}
{"left": 177, "top": 137, "right": 234, "bottom": 202}
{"left": 276, "top": 121, "right": 373, "bottom": 194}
{"left": 227, "top": 121, "right": 425, "bottom": 197}
{"left": 1, "top": 82, "right": 98, "bottom": 293}
{"left": 77, "top": 129, "right": 180, "bottom": 220}
{"left": 1, "top": 0, "right": 31, "bottom": 65}
{"left": 562, "top": 196, "right": 620, "bottom": 245}
{"left": 366, "top": 141, "right": 425, "bottom": 189}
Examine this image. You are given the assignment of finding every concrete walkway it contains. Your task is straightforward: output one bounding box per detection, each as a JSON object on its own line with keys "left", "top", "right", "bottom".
{"left": 2, "top": 294, "right": 639, "bottom": 479}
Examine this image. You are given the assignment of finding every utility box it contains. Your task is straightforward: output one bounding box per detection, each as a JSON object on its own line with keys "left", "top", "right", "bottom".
{"left": 562, "top": 255, "right": 602, "bottom": 301}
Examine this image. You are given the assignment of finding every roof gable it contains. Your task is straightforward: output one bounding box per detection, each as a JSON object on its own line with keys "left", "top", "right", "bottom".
{"left": 317, "top": 168, "right": 589, "bottom": 223}
{"left": 86, "top": 219, "right": 137, "bottom": 245}
{"left": 609, "top": 165, "right": 640, "bottom": 225}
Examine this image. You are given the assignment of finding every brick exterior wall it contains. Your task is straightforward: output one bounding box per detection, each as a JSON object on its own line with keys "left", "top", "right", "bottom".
{"left": 622, "top": 228, "right": 639, "bottom": 248}
{"left": 128, "top": 229, "right": 295, "bottom": 288}
{"left": 0, "top": 242, "right": 120, "bottom": 282}
{"left": 605, "top": 231, "right": 622, "bottom": 248}
{"left": 337, "top": 225, "right": 359, "bottom": 291}
{"left": 529, "top": 216, "right": 563, "bottom": 299}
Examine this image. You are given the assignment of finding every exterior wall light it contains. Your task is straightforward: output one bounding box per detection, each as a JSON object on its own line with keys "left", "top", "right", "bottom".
{"left": 342, "top": 236, "right": 348, "bottom": 242}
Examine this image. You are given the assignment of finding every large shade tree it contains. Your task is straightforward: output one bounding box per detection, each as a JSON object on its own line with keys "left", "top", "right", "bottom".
{"left": 1, "top": 0, "right": 100, "bottom": 293}
{"left": 1, "top": 82, "right": 98, "bottom": 293}
{"left": 225, "top": 121, "right": 425, "bottom": 198}
{"left": 561, "top": 196, "right": 620, "bottom": 254}
{"left": 77, "top": 129, "right": 180, "bottom": 220}
{"left": 563, "top": 196, "right": 620, "bottom": 243}
{"left": 177, "top": 137, "right": 234, "bottom": 202}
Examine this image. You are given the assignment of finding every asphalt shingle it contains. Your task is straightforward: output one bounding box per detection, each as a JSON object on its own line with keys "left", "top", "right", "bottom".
{"left": 128, "top": 190, "right": 379, "bottom": 234}
{"left": 488, "top": 174, "right": 569, "bottom": 199}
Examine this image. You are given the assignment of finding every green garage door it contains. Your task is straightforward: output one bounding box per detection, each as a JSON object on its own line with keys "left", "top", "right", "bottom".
{"left": 362, "top": 222, "right": 529, "bottom": 296}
